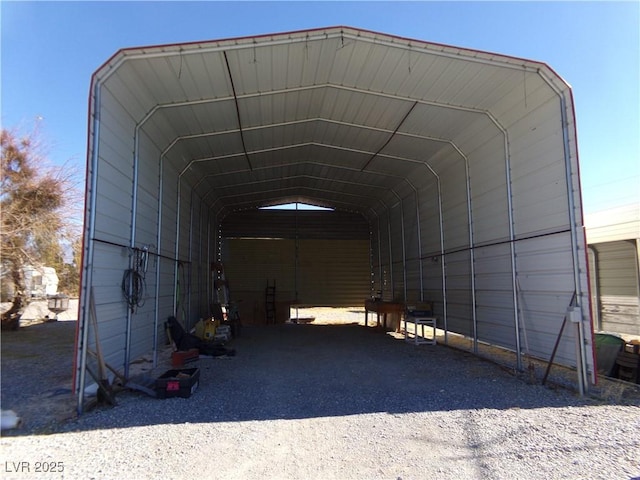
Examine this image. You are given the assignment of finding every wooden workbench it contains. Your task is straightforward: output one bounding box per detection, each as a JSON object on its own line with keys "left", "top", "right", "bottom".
{"left": 364, "top": 299, "right": 404, "bottom": 331}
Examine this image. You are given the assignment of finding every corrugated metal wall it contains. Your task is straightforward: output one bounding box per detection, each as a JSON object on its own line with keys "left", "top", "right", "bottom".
{"left": 78, "top": 28, "right": 595, "bottom": 406}
{"left": 589, "top": 241, "right": 640, "bottom": 335}
{"left": 220, "top": 209, "right": 370, "bottom": 322}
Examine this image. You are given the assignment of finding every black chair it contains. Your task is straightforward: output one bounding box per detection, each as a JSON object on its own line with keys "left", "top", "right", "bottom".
{"left": 166, "top": 316, "right": 235, "bottom": 357}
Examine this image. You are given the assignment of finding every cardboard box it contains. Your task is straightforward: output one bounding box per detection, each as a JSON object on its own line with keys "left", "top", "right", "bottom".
{"left": 155, "top": 368, "right": 200, "bottom": 399}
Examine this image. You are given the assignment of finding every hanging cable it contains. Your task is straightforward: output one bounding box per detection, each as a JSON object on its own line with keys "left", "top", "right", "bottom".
{"left": 122, "top": 246, "right": 149, "bottom": 313}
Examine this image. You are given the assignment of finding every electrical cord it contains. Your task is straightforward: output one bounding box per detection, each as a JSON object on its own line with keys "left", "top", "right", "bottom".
{"left": 122, "top": 268, "right": 145, "bottom": 313}
{"left": 122, "top": 246, "right": 149, "bottom": 313}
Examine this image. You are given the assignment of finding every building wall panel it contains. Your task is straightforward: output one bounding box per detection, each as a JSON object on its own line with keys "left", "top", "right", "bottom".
{"left": 591, "top": 241, "right": 640, "bottom": 335}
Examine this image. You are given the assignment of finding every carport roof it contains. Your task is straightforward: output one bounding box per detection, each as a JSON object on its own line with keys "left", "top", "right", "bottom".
{"left": 90, "top": 26, "right": 574, "bottom": 219}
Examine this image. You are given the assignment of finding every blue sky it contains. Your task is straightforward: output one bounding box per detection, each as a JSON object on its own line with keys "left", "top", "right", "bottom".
{"left": 1, "top": 1, "right": 638, "bottom": 215}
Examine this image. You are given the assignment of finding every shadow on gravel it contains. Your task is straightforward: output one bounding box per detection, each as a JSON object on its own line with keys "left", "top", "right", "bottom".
{"left": 42, "top": 322, "right": 618, "bottom": 435}
{"left": 5, "top": 321, "right": 634, "bottom": 436}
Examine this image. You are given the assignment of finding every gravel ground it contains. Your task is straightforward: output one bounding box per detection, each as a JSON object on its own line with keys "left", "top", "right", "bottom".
{"left": 1, "top": 310, "right": 639, "bottom": 480}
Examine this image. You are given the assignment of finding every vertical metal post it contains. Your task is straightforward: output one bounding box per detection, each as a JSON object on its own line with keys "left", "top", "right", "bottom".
{"left": 501, "top": 128, "right": 522, "bottom": 371}
{"left": 417, "top": 163, "right": 448, "bottom": 343}
{"left": 463, "top": 157, "right": 478, "bottom": 352}
{"left": 388, "top": 211, "right": 394, "bottom": 300}
{"left": 413, "top": 187, "right": 424, "bottom": 301}
{"left": 397, "top": 196, "right": 407, "bottom": 303}
{"left": 187, "top": 191, "right": 194, "bottom": 325}
{"left": 559, "top": 94, "right": 587, "bottom": 395}
{"left": 153, "top": 153, "right": 165, "bottom": 368}
{"left": 124, "top": 125, "right": 141, "bottom": 380}
{"left": 77, "top": 81, "right": 101, "bottom": 414}
{"left": 206, "top": 209, "right": 212, "bottom": 311}
{"left": 537, "top": 71, "right": 590, "bottom": 393}
{"left": 435, "top": 179, "right": 448, "bottom": 344}
{"left": 173, "top": 180, "right": 182, "bottom": 318}
{"left": 634, "top": 240, "right": 640, "bottom": 323}
{"left": 377, "top": 221, "right": 382, "bottom": 296}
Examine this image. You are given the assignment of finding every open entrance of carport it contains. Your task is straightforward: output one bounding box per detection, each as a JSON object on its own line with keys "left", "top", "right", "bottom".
{"left": 75, "top": 27, "right": 595, "bottom": 413}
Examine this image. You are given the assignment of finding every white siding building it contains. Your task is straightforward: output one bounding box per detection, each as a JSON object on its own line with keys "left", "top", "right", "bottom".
{"left": 586, "top": 204, "right": 640, "bottom": 336}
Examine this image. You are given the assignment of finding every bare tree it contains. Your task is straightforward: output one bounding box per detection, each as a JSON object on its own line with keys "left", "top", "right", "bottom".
{"left": 1, "top": 127, "right": 81, "bottom": 329}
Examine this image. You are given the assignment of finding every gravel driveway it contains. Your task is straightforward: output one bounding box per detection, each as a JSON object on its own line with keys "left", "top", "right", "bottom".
{"left": 1, "top": 312, "right": 639, "bottom": 480}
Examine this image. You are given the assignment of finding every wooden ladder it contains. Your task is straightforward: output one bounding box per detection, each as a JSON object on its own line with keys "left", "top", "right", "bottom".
{"left": 265, "top": 279, "right": 276, "bottom": 324}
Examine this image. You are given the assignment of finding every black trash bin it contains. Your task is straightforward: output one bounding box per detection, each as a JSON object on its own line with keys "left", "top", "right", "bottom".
{"left": 595, "top": 333, "right": 625, "bottom": 377}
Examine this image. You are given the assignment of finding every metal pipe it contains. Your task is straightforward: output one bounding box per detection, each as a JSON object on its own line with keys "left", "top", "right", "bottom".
{"left": 200, "top": 203, "right": 206, "bottom": 317}
{"left": 414, "top": 187, "right": 424, "bottom": 301}
{"left": 415, "top": 162, "right": 448, "bottom": 343}
{"left": 377, "top": 220, "right": 383, "bottom": 296}
{"left": 388, "top": 210, "right": 394, "bottom": 299}
{"left": 535, "top": 70, "right": 590, "bottom": 393}
{"left": 435, "top": 178, "right": 448, "bottom": 344}
{"left": 188, "top": 190, "right": 194, "bottom": 326}
{"left": 463, "top": 155, "right": 478, "bottom": 352}
{"left": 495, "top": 122, "right": 522, "bottom": 371}
{"left": 77, "top": 80, "right": 102, "bottom": 414}
{"left": 123, "top": 123, "right": 143, "bottom": 380}
{"left": 559, "top": 93, "right": 587, "bottom": 396}
{"left": 368, "top": 225, "right": 374, "bottom": 297}
{"left": 153, "top": 152, "right": 164, "bottom": 368}
{"left": 394, "top": 193, "right": 408, "bottom": 303}
{"left": 206, "top": 209, "right": 212, "bottom": 312}
{"left": 173, "top": 179, "right": 182, "bottom": 317}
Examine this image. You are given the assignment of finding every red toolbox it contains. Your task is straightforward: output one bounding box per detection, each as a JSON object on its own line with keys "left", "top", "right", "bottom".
{"left": 171, "top": 348, "right": 199, "bottom": 367}
{"left": 155, "top": 368, "right": 200, "bottom": 399}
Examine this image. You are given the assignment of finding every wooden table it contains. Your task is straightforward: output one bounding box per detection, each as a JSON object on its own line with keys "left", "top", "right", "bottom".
{"left": 364, "top": 299, "right": 405, "bottom": 331}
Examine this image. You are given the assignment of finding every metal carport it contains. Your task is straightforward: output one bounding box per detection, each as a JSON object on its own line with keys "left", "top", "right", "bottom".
{"left": 75, "top": 26, "right": 594, "bottom": 409}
